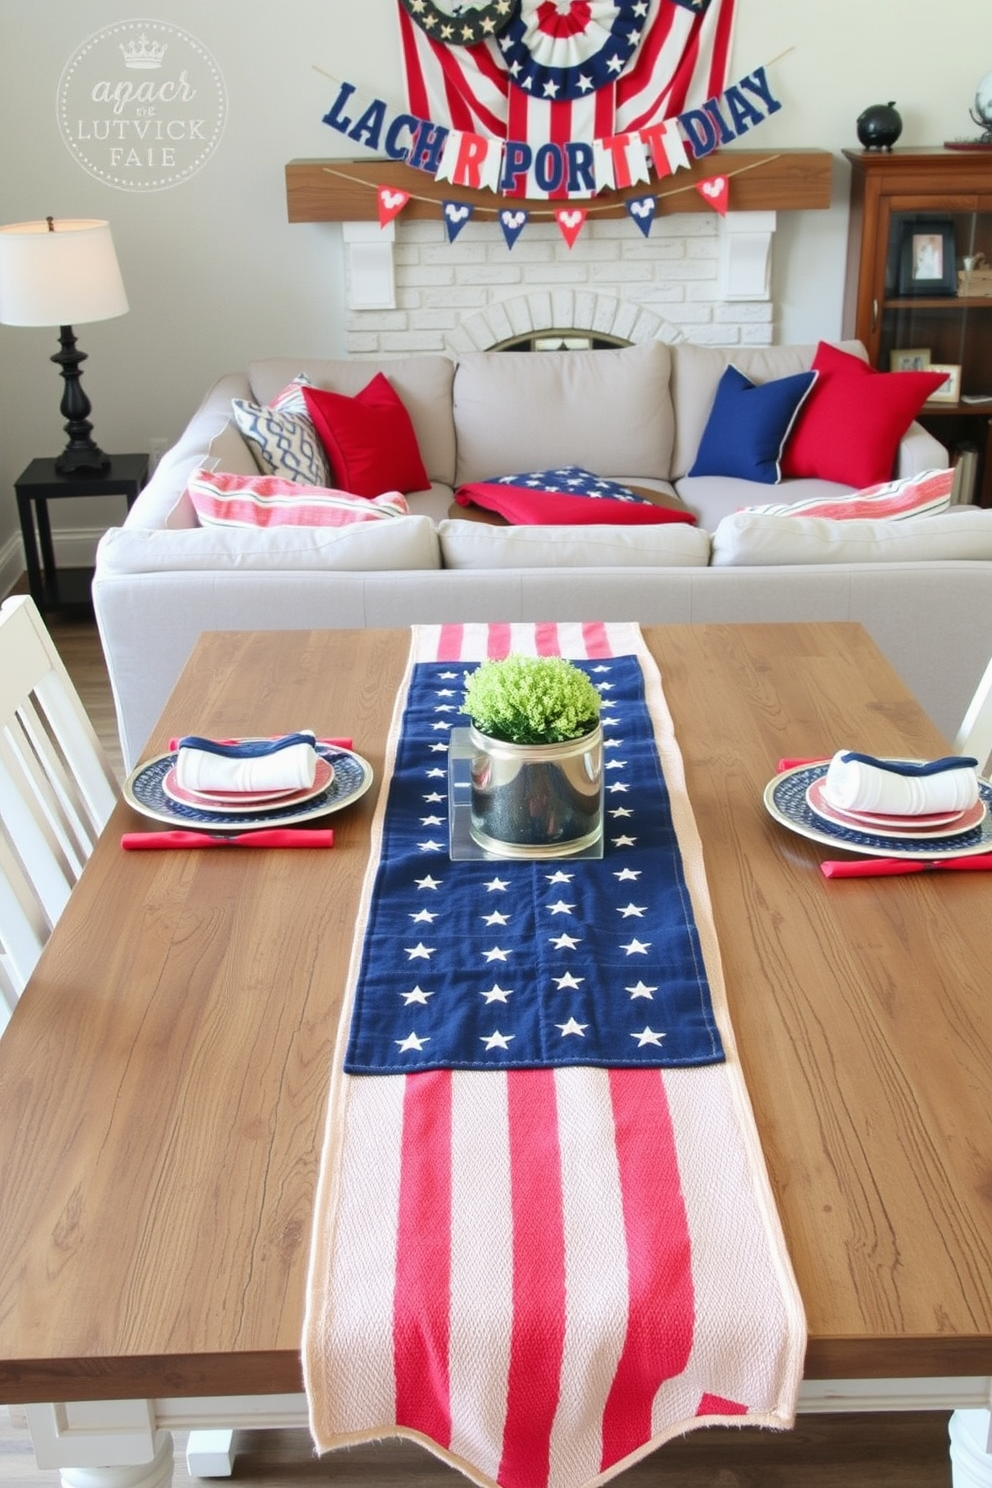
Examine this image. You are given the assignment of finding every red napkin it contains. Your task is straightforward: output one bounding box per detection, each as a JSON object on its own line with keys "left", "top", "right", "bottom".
{"left": 122, "top": 829, "right": 335, "bottom": 850}
{"left": 820, "top": 853, "right": 992, "bottom": 878}
{"left": 776, "top": 756, "right": 828, "bottom": 772}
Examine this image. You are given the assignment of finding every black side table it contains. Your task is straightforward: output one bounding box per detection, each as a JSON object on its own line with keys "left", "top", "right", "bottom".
{"left": 15, "top": 453, "right": 149, "bottom": 614}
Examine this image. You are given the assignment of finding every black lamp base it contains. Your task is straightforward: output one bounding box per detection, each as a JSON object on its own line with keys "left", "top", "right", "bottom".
{"left": 52, "top": 324, "right": 111, "bottom": 477}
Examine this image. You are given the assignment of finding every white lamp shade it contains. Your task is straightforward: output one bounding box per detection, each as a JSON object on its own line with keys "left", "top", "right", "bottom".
{"left": 0, "top": 218, "right": 128, "bottom": 327}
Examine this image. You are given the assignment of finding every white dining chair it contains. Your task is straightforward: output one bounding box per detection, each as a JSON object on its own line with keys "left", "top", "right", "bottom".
{"left": 954, "top": 654, "right": 992, "bottom": 777}
{"left": 0, "top": 596, "right": 236, "bottom": 1477}
{"left": 0, "top": 595, "right": 119, "bottom": 1031}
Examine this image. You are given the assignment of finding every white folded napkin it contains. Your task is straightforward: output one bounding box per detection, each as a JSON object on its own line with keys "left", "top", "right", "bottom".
{"left": 822, "top": 750, "right": 979, "bottom": 817}
{"left": 175, "top": 731, "right": 318, "bottom": 794}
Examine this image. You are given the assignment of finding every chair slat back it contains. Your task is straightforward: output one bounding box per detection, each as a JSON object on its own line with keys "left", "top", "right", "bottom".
{"left": 0, "top": 596, "right": 118, "bottom": 1033}
{"left": 955, "top": 655, "right": 992, "bottom": 778}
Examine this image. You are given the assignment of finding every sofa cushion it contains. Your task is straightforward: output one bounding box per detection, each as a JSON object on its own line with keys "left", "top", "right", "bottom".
{"left": 453, "top": 341, "right": 674, "bottom": 485}
{"left": 455, "top": 466, "right": 696, "bottom": 526}
{"left": 669, "top": 340, "right": 868, "bottom": 480}
{"left": 249, "top": 355, "right": 456, "bottom": 488}
{"left": 738, "top": 467, "right": 954, "bottom": 521}
{"left": 781, "top": 342, "right": 947, "bottom": 487}
{"left": 302, "top": 375, "right": 430, "bottom": 497}
{"left": 96, "top": 514, "right": 441, "bottom": 575}
{"left": 187, "top": 469, "right": 409, "bottom": 528}
{"left": 711, "top": 508, "right": 992, "bottom": 567}
{"left": 688, "top": 365, "right": 817, "bottom": 484}
{"left": 438, "top": 519, "right": 711, "bottom": 569}
{"left": 232, "top": 389, "right": 331, "bottom": 486}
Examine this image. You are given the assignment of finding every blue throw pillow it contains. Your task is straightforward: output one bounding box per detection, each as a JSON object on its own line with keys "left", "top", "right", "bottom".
{"left": 689, "top": 365, "right": 818, "bottom": 484}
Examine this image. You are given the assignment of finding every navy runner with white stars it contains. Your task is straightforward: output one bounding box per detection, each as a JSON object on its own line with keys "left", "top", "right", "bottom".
{"left": 344, "top": 652, "right": 724, "bottom": 1074}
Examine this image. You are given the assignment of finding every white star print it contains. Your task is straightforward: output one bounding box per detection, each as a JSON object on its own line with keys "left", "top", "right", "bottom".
{"left": 604, "top": 739, "right": 624, "bottom": 750}
{"left": 406, "top": 942, "right": 435, "bottom": 960}
{"left": 591, "top": 665, "right": 611, "bottom": 673}
{"left": 546, "top": 870, "right": 574, "bottom": 883}
{"left": 482, "top": 984, "right": 513, "bottom": 1003}
{"left": 434, "top": 705, "right": 459, "bottom": 713}
{"left": 614, "top": 867, "right": 640, "bottom": 881}
{"left": 483, "top": 946, "right": 511, "bottom": 962}
{"left": 423, "top": 792, "right": 444, "bottom": 803}
{"left": 597, "top": 681, "right": 615, "bottom": 691}
{"left": 409, "top": 909, "right": 438, "bottom": 923}
{"left": 435, "top": 689, "right": 456, "bottom": 697}
{"left": 605, "top": 760, "right": 627, "bottom": 771}
{"left": 547, "top": 899, "right": 576, "bottom": 915}
{"left": 557, "top": 1017, "right": 588, "bottom": 1038}
{"left": 415, "top": 874, "right": 441, "bottom": 890}
{"left": 621, "top": 938, "right": 650, "bottom": 956}
{"left": 631, "top": 1026, "right": 666, "bottom": 1047}
{"left": 610, "top": 807, "right": 633, "bottom": 818}
{"left": 554, "top": 972, "right": 584, "bottom": 990}
{"left": 426, "top": 767, "right": 446, "bottom": 777}
{"left": 397, "top": 1031, "right": 430, "bottom": 1052}
{"left": 420, "top": 815, "right": 444, "bottom": 826}
{"left": 618, "top": 903, "right": 647, "bottom": 918}
{"left": 482, "top": 1030, "right": 514, "bottom": 1050}
{"left": 626, "top": 981, "right": 657, "bottom": 1000}
{"left": 438, "top": 671, "right": 459, "bottom": 679}
{"left": 431, "top": 721, "right": 453, "bottom": 731}
{"left": 550, "top": 933, "right": 580, "bottom": 949}
{"left": 612, "top": 835, "right": 637, "bottom": 847}
{"left": 418, "top": 839, "right": 443, "bottom": 852}
{"left": 484, "top": 910, "right": 510, "bottom": 925}
{"left": 429, "top": 743, "right": 449, "bottom": 753}
{"left": 485, "top": 877, "right": 509, "bottom": 892}
{"left": 607, "top": 782, "right": 630, "bottom": 794}
{"left": 402, "top": 986, "right": 434, "bottom": 1005}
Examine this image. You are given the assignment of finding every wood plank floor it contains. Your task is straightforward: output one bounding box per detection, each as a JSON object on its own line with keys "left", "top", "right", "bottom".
{"left": 3, "top": 603, "right": 957, "bottom": 1488}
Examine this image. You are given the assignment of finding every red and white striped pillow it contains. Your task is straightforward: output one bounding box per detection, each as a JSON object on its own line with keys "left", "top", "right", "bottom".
{"left": 187, "top": 469, "right": 409, "bottom": 529}
{"left": 739, "top": 467, "right": 954, "bottom": 520}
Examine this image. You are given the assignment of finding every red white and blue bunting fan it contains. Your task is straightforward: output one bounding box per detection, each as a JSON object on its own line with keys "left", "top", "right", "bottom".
{"left": 443, "top": 199, "right": 475, "bottom": 239}
{"left": 497, "top": 1, "right": 651, "bottom": 102}
{"left": 397, "top": 0, "right": 519, "bottom": 46}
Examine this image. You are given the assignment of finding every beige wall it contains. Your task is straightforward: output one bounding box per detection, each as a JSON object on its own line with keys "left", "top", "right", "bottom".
{"left": 0, "top": 0, "right": 986, "bottom": 576}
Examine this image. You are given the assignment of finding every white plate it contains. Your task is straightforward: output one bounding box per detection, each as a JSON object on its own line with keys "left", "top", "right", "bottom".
{"left": 162, "top": 755, "right": 335, "bottom": 813}
{"left": 764, "top": 762, "right": 992, "bottom": 860}
{"left": 125, "top": 744, "right": 372, "bottom": 829}
{"left": 805, "top": 777, "right": 985, "bottom": 839}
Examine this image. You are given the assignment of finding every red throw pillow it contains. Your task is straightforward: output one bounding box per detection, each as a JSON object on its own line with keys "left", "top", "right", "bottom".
{"left": 302, "top": 375, "right": 430, "bottom": 497}
{"left": 781, "top": 342, "right": 946, "bottom": 488}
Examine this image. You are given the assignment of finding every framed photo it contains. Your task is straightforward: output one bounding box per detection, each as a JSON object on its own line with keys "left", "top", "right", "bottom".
{"left": 896, "top": 219, "right": 957, "bottom": 296}
{"left": 889, "top": 347, "right": 931, "bottom": 372}
{"left": 927, "top": 363, "right": 962, "bottom": 403}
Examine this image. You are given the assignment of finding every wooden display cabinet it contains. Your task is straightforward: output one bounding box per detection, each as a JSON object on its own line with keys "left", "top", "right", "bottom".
{"left": 842, "top": 147, "right": 992, "bottom": 506}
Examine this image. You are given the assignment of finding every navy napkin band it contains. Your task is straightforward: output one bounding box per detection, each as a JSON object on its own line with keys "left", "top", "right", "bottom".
{"left": 840, "top": 752, "right": 978, "bottom": 777}
{"left": 176, "top": 732, "right": 316, "bottom": 758}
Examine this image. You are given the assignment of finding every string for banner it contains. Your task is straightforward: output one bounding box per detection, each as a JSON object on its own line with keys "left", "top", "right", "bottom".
{"left": 320, "top": 154, "right": 783, "bottom": 219}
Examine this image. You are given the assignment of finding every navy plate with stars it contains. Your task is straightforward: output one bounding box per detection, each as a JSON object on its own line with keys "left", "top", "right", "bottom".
{"left": 343, "top": 656, "right": 724, "bottom": 1074}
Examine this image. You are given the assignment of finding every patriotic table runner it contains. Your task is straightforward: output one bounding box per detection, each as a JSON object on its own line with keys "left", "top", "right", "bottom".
{"left": 304, "top": 621, "right": 805, "bottom": 1488}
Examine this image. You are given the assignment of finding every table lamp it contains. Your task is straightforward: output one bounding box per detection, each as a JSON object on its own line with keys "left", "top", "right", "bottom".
{"left": 0, "top": 217, "right": 129, "bottom": 475}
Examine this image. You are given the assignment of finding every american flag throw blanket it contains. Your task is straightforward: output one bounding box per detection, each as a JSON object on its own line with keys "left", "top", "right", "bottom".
{"left": 304, "top": 622, "right": 805, "bottom": 1488}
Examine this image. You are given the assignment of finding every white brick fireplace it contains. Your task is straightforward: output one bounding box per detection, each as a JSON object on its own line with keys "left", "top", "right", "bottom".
{"left": 340, "top": 210, "right": 777, "bottom": 356}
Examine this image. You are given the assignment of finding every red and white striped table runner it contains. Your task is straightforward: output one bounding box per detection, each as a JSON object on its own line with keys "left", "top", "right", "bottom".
{"left": 304, "top": 622, "right": 805, "bottom": 1488}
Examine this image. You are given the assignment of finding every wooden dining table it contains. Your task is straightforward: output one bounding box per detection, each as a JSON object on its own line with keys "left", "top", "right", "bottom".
{"left": 1, "top": 622, "right": 991, "bottom": 1488}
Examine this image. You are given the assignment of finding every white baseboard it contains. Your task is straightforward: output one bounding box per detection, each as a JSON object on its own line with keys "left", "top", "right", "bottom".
{"left": 1, "top": 525, "right": 106, "bottom": 600}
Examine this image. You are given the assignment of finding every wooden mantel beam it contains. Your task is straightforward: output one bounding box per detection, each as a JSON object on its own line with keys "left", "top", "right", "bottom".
{"left": 285, "top": 149, "right": 833, "bottom": 224}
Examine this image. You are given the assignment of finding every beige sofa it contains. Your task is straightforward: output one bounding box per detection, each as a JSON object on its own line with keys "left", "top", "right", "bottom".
{"left": 93, "top": 340, "right": 992, "bottom": 770}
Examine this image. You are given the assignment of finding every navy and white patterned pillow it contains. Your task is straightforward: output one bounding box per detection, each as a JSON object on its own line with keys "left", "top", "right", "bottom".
{"left": 232, "top": 375, "right": 330, "bottom": 486}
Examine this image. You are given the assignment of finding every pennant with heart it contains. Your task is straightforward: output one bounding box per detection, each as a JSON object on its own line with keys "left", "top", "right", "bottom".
{"left": 695, "top": 174, "right": 729, "bottom": 215}
{"left": 377, "top": 185, "right": 411, "bottom": 228}
{"left": 499, "top": 208, "right": 529, "bottom": 250}
{"left": 555, "top": 207, "right": 587, "bottom": 250}
{"left": 443, "top": 200, "right": 474, "bottom": 242}
{"left": 625, "top": 194, "right": 657, "bottom": 239}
